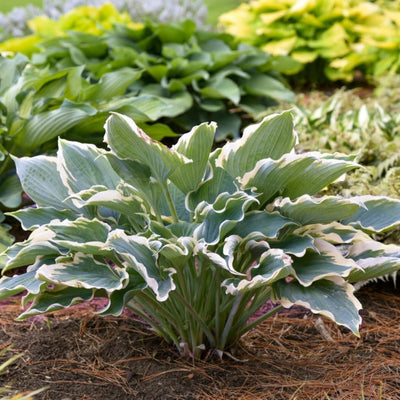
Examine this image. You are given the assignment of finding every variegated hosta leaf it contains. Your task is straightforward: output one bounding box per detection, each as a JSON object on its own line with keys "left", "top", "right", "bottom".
{"left": 166, "top": 182, "right": 190, "bottom": 222}
{"left": 36, "top": 253, "right": 128, "bottom": 291}
{"left": 272, "top": 277, "right": 362, "bottom": 335}
{"left": 2, "top": 227, "right": 60, "bottom": 272}
{"left": 18, "top": 287, "right": 95, "bottom": 320}
{"left": 281, "top": 154, "right": 359, "bottom": 198}
{"left": 291, "top": 239, "right": 360, "bottom": 286}
{"left": 104, "top": 112, "right": 189, "bottom": 181}
{"left": 270, "top": 234, "right": 316, "bottom": 257}
{"left": 223, "top": 248, "right": 293, "bottom": 295}
{"left": 0, "top": 258, "right": 49, "bottom": 300}
{"left": 47, "top": 217, "right": 111, "bottom": 255}
{"left": 105, "top": 154, "right": 159, "bottom": 207}
{"left": 240, "top": 152, "right": 358, "bottom": 203}
{"left": 105, "top": 230, "right": 176, "bottom": 302}
{"left": 76, "top": 183, "right": 149, "bottom": 226}
{"left": 239, "top": 152, "right": 318, "bottom": 204}
{"left": 275, "top": 195, "right": 362, "bottom": 225}
{"left": 342, "top": 196, "right": 400, "bottom": 234}
{"left": 186, "top": 148, "right": 237, "bottom": 212}
{"left": 157, "top": 237, "right": 195, "bottom": 270}
{"left": 8, "top": 207, "right": 78, "bottom": 230}
{"left": 216, "top": 111, "right": 296, "bottom": 180}
{"left": 13, "top": 155, "right": 78, "bottom": 211}
{"left": 346, "top": 240, "right": 400, "bottom": 283}
{"left": 97, "top": 269, "right": 147, "bottom": 316}
{"left": 296, "top": 222, "right": 361, "bottom": 244}
{"left": 223, "top": 234, "right": 270, "bottom": 276}
{"left": 193, "top": 191, "right": 258, "bottom": 245}
{"left": 229, "top": 210, "right": 298, "bottom": 240}
{"left": 169, "top": 122, "right": 216, "bottom": 193}
{"left": 58, "top": 139, "right": 121, "bottom": 195}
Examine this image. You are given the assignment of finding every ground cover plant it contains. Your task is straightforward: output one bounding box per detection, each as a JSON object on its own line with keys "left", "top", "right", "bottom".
{"left": 291, "top": 87, "right": 400, "bottom": 200}
{"left": 1, "top": 112, "right": 400, "bottom": 359}
{"left": 219, "top": 0, "right": 400, "bottom": 83}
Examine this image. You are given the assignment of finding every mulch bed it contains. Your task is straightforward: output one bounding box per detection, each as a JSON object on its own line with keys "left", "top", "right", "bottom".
{"left": 0, "top": 281, "right": 399, "bottom": 400}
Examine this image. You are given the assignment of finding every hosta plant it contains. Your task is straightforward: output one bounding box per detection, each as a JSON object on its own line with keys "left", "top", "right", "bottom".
{"left": 219, "top": 0, "right": 400, "bottom": 83}
{"left": 1, "top": 112, "right": 400, "bottom": 358}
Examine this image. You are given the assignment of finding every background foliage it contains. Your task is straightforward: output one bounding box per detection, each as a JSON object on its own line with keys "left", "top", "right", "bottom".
{"left": 219, "top": 0, "right": 400, "bottom": 83}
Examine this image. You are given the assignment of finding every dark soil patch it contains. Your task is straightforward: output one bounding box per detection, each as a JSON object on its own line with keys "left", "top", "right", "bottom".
{"left": 0, "top": 281, "right": 400, "bottom": 400}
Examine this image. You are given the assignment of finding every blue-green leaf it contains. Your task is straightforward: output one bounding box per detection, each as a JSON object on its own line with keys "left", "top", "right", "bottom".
{"left": 217, "top": 111, "right": 296, "bottom": 179}
{"left": 272, "top": 277, "right": 362, "bottom": 335}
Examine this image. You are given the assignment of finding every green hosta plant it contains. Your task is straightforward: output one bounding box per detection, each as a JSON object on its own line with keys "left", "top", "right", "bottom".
{"left": 1, "top": 112, "right": 400, "bottom": 358}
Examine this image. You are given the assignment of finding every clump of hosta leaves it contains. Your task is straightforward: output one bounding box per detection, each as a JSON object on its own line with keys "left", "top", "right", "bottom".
{"left": 0, "top": 19, "right": 293, "bottom": 212}
{"left": 219, "top": 0, "right": 400, "bottom": 83}
{"left": 1, "top": 111, "right": 400, "bottom": 359}
{"left": 0, "top": 0, "right": 207, "bottom": 42}
{"left": 291, "top": 88, "right": 400, "bottom": 200}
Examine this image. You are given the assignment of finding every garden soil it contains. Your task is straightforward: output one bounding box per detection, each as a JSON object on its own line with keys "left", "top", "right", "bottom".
{"left": 0, "top": 281, "right": 399, "bottom": 400}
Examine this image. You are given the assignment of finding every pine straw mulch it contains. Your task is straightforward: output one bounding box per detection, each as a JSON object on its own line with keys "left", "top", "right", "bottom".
{"left": 0, "top": 281, "right": 399, "bottom": 400}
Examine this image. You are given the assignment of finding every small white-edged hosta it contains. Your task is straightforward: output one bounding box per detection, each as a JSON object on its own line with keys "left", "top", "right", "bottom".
{"left": 1, "top": 111, "right": 400, "bottom": 358}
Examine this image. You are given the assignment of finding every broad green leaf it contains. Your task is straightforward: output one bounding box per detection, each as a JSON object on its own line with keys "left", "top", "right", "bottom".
{"left": 297, "top": 222, "right": 361, "bottom": 244}
{"left": 199, "top": 77, "right": 240, "bottom": 104}
{"left": 0, "top": 267, "right": 45, "bottom": 299}
{"left": 242, "top": 74, "right": 295, "bottom": 102}
{"left": 82, "top": 187, "right": 147, "bottom": 221}
{"left": 37, "top": 253, "right": 128, "bottom": 290}
{"left": 105, "top": 230, "right": 176, "bottom": 302}
{"left": 282, "top": 155, "right": 359, "bottom": 198}
{"left": 275, "top": 195, "right": 362, "bottom": 225}
{"left": 240, "top": 152, "right": 318, "bottom": 204}
{"left": 47, "top": 217, "right": 111, "bottom": 254}
{"left": 272, "top": 277, "right": 362, "bottom": 335}
{"left": 15, "top": 100, "right": 97, "bottom": 151}
{"left": 58, "top": 139, "right": 120, "bottom": 195}
{"left": 216, "top": 111, "right": 296, "bottom": 179}
{"left": 9, "top": 207, "right": 78, "bottom": 230}
{"left": 105, "top": 154, "right": 164, "bottom": 217}
{"left": 194, "top": 191, "right": 258, "bottom": 245}
{"left": 105, "top": 113, "right": 189, "bottom": 181}
{"left": 291, "top": 239, "right": 359, "bottom": 286}
{"left": 0, "top": 173, "right": 22, "bottom": 208}
{"left": 13, "top": 155, "right": 78, "bottom": 211}
{"left": 346, "top": 240, "right": 400, "bottom": 283}
{"left": 222, "top": 235, "right": 269, "bottom": 276}
{"left": 97, "top": 269, "right": 147, "bottom": 316}
{"left": 82, "top": 68, "right": 142, "bottom": 100}
{"left": 342, "top": 196, "right": 400, "bottom": 234}
{"left": 169, "top": 122, "right": 216, "bottom": 193}
{"left": 18, "top": 286, "right": 94, "bottom": 320}
{"left": 229, "top": 210, "right": 297, "bottom": 239}
{"left": 271, "top": 234, "right": 316, "bottom": 257}
{"left": 222, "top": 248, "right": 293, "bottom": 295}
{"left": 186, "top": 148, "right": 237, "bottom": 212}
{"left": 2, "top": 227, "right": 60, "bottom": 272}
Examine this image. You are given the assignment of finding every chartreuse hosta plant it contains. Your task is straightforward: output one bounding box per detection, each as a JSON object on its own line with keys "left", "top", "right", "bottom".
{"left": 1, "top": 112, "right": 400, "bottom": 359}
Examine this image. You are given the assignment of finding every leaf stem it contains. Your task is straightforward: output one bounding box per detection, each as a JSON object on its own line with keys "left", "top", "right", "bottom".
{"left": 172, "top": 290, "right": 216, "bottom": 348}
{"left": 160, "top": 182, "right": 179, "bottom": 223}
{"left": 239, "top": 304, "right": 284, "bottom": 337}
